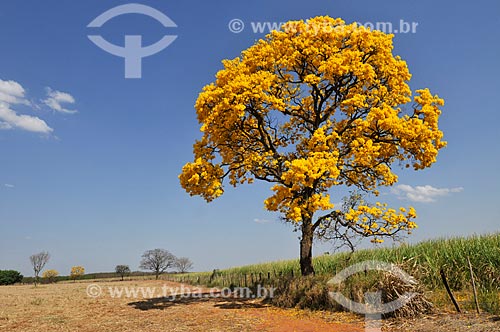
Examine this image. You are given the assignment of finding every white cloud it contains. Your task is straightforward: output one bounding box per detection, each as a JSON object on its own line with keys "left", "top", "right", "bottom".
{"left": 0, "top": 102, "right": 53, "bottom": 134}
{"left": 43, "top": 88, "right": 77, "bottom": 114}
{"left": 0, "top": 79, "right": 77, "bottom": 134}
{"left": 0, "top": 79, "right": 30, "bottom": 105}
{"left": 4, "top": 184, "right": 15, "bottom": 188}
{"left": 0, "top": 121, "right": 12, "bottom": 129}
{"left": 391, "top": 184, "right": 464, "bottom": 203}
{"left": 254, "top": 218, "right": 271, "bottom": 224}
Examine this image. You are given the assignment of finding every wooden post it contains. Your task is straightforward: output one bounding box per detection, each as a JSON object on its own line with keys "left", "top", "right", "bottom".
{"left": 440, "top": 268, "right": 461, "bottom": 313}
{"left": 467, "top": 256, "right": 480, "bottom": 314}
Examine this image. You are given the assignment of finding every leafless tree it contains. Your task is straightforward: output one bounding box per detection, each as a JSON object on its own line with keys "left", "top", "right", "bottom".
{"left": 174, "top": 257, "right": 194, "bottom": 273}
{"left": 30, "top": 251, "right": 50, "bottom": 286}
{"left": 139, "top": 249, "right": 176, "bottom": 280}
{"left": 115, "top": 265, "right": 131, "bottom": 281}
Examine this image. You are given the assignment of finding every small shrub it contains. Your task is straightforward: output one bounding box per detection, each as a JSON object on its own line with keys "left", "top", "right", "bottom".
{"left": 271, "top": 276, "right": 339, "bottom": 310}
{"left": 30, "top": 298, "right": 43, "bottom": 306}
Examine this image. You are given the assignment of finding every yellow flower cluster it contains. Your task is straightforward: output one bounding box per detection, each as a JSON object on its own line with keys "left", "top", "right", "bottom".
{"left": 179, "top": 16, "right": 445, "bottom": 233}
{"left": 179, "top": 158, "right": 224, "bottom": 202}
{"left": 344, "top": 203, "right": 418, "bottom": 242}
{"left": 264, "top": 185, "right": 334, "bottom": 222}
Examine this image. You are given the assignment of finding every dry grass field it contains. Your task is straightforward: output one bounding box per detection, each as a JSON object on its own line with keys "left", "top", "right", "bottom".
{"left": 0, "top": 279, "right": 364, "bottom": 332}
{"left": 1, "top": 278, "right": 498, "bottom": 331}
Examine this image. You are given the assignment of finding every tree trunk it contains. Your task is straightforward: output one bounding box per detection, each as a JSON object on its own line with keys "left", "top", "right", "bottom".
{"left": 300, "top": 221, "right": 315, "bottom": 276}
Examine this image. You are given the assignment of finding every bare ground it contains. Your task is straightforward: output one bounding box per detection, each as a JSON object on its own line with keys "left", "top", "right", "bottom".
{"left": 0, "top": 279, "right": 498, "bottom": 332}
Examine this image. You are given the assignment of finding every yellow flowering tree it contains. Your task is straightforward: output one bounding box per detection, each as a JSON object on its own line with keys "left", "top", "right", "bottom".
{"left": 70, "top": 266, "right": 85, "bottom": 282}
{"left": 179, "top": 17, "right": 446, "bottom": 275}
{"left": 42, "top": 269, "right": 59, "bottom": 283}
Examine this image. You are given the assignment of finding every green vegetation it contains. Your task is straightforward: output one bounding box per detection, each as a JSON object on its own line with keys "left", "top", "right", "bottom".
{"left": 0, "top": 270, "right": 23, "bottom": 285}
{"left": 169, "top": 233, "right": 500, "bottom": 314}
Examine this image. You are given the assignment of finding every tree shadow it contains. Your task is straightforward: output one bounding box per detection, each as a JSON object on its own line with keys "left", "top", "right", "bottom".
{"left": 128, "top": 293, "right": 268, "bottom": 311}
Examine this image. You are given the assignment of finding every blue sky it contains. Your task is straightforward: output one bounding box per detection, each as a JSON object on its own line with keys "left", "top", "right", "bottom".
{"left": 1, "top": 0, "right": 499, "bottom": 277}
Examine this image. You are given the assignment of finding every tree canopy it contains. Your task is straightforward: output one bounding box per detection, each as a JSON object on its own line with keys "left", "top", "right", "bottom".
{"left": 139, "top": 249, "right": 176, "bottom": 279}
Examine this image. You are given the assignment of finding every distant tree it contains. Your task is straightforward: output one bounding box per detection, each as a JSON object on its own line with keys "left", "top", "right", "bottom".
{"left": 0, "top": 270, "right": 23, "bottom": 285}
{"left": 115, "top": 265, "right": 131, "bottom": 281}
{"left": 30, "top": 251, "right": 50, "bottom": 286}
{"left": 174, "top": 257, "right": 194, "bottom": 273}
{"left": 139, "top": 249, "right": 176, "bottom": 280}
{"left": 70, "top": 266, "right": 85, "bottom": 282}
{"left": 42, "top": 269, "right": 59, "bottom": 283}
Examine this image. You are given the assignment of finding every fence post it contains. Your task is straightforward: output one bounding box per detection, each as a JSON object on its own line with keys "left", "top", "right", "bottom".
{"left": 467, "top": 256, "right": 480, "bottom": 314}
{"left": 440, "top": 268, "right": 461, "bottom": 313}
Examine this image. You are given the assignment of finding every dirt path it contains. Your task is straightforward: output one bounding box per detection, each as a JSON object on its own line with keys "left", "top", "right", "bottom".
{"left": 0, "top": 280, "right": 364, "bottom": 332}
